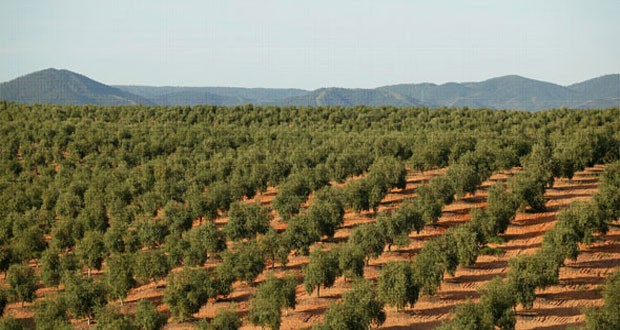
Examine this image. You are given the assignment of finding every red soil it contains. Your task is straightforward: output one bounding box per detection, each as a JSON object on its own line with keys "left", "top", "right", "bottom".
{"left": 2, "top": 166, "right": 617, "bottom": 330}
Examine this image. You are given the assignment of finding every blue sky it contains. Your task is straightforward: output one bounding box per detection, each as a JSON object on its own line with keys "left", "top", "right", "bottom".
{"left": 1, "top": 0, "right": 618, "bottom": 89}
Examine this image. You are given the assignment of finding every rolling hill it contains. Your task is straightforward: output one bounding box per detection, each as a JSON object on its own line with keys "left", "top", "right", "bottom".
{"left": 0, "top": 68, "right": 151, "bottom": 106}
{"left": 1, "top": 68, "right": 619, "bottom": 110}
{"left": 274, "top": 87, "right": 424, "bottom": 107}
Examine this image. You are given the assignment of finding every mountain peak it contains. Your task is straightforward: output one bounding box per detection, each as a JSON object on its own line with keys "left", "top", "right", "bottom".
{"left": 0, "top": 68, "right": 151, "bottom": 105}
{"left": 2, "top": 69, "right": 618, "bottom": 110}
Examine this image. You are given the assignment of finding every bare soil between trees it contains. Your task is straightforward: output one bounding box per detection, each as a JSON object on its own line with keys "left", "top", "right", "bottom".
{"left": 2, "top": 166, "right": 617, "bottom": 330}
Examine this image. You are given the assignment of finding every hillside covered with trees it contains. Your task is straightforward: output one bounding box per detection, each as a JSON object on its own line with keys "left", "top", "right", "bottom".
{"left": 2, "top": 69, "right": 619, "bottom": 110}
{"left": 0, "top": 102, "right": 619, "bottom": 329}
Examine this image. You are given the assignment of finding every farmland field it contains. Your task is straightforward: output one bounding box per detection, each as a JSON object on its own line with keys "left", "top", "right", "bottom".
{"left": 1, "top": 103, "right": 619, "bottom": 329}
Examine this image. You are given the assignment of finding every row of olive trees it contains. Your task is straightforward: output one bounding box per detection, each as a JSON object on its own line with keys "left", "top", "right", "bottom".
{"left": 296, "top": 148, "right": 519, "bottom": 329}
{"left": 0, "top": 266, "right": 165, "bottom": 329}
{"left": 438, "top": 161, "right": 620, "bottom": 330}
{"left": 582, "top": 267, "right": 620, "bottom": 330}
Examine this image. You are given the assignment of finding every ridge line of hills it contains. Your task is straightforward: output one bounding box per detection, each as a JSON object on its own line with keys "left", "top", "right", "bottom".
{"left": 1, "top": 68, "right": 618, "bottom": 111}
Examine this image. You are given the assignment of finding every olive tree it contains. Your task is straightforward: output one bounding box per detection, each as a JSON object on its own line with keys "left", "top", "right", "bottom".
{"left": 34, "top": 295, "right": 71, "bottom": 330}
{"left": 349, "top": 223, "right": 385, "bottom": 265}
{"left": 378, "top": 261, "right": 419, "bottom": 311}
{"left": 304, "top": 249, "right": 340, "bottom": 297}
{"left": 6, "top": 264, "right": 37, "bottom": 307}
{"left": 104, "top": 253, "right": 136, "bottom": 306}
{"left": 134, "top": 299, "right": 167, "bottom": 330}
{"left": 133, "top": 249, "right": 171, "bottom": 287}
{"left": 74, "top": 230, "right": 106, "bottom": 277}
{"left": 184, "top": 221, "right": 226, "bottom": 266}
{"left": 583, "top": 268, "right": 620, "bottom": 330}
{"left": 224, "top": 202, "right": 272, "bottom": 241}
{"left": 314, "top": 279, "right": 385, "bottom": 330}
{"left": 61, "top": 272, "right": 106, "bottom": 325}
{"left": 164, "top": 268, "right": 213, "bottom": 321}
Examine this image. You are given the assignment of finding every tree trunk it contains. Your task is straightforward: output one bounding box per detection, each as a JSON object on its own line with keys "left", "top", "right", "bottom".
{"left": 317, "top": 286, "right": 320, "bottom": 298}
{"left": 120, "top": 297, "right": 124, "bottom": 306}
{"left": 87, "top": 268, "right": 91, "bottom": 277}
{"left": 87, "top": 317, "right": 91, "bottom": 325}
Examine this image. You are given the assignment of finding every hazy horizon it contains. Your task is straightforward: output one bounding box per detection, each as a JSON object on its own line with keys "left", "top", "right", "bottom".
{"left": 2, "top": 0, "right": 619, "bottom": 89}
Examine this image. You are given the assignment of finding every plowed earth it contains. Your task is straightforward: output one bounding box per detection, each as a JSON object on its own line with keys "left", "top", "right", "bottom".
{"left": 2, "top": 166, "right": 617, "bottom": 330}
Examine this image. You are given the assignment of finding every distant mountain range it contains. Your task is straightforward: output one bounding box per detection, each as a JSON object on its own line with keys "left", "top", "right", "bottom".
{"left": 1, "top": 68, "right": 618, "bottom": 111}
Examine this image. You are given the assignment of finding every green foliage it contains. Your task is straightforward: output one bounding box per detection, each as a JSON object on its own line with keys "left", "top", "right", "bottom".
{"left": 6, "top": 264, "right": 37, "bottom": 306}
{"left": 378, "top": 261, "right": 419, "bottom": 310}
{"left": 134, "top": 299, "right": 167, "bottom": 330}
{"left": 409, "top": 134, "right": 450, "bottom": 172}
{"left": 133, "top": 249, "right": 171, "bottom": 286}
{"left": 367, "top": 156, "right": 407, "bottom": 190}
{"left": 335, "top": 243, "right": 365, "bottom": 281}
{"left": 556, "top": 201, "right": 607, "bottom": 245}
{"left": 9, "top": 225, "right": 46, "bottom": 263}
{"left": 248, "top": 274, "right": 297, "bottom": 330}
{"left": 304, "top": 248, "right": 340, "bottom": 297}
{"left": 104, "top": 253, "right": 136, "bottom": 305}
{"left": 306, "top": 186, "right": 345, "bottom": 238}
{"left": 272, "top": 175, "right": 311, "bottom": 220}
{"left": 205, "top": 181, "right": 239, "bottom": 213}
{"left": 0, "top": 316, "right": 25, "bottom": 330}
{"left": 376, "top": 212, "right": 409, "bottom": 251}
{"left": 161, "top": 201, "right": 194, "bottom": 233}
{"left": 343, "top": 179, "right": 371, "bottom": 214}
{"left": 485, "top": 183, "right": 518, "bottom": 235}
{"left": 583, "top": 268, "right": 620, "bottom": 330}
{"left": 220, "top": 241, "right": 265, "bottom": 284}
{"left": 225, "top": 202, "right": 272, "bottom": 241}
{"left": 258, "top": 228, "right": 290, "bottom": 269}
{"left": 198, "top": 308, "right": 241, "bottom": 330}
{"left": 0, "top": 245, "right": 11, "bottom": 275}
{"left": 74, "top": 230, "right": 106, "bottom": 275}
{"left": 414, "top": 185, "right": 443, "bottom": 226}
{"left": 34, "top": 295, "right": 71, "bottom": 330}
{"left": 412, "top": 234, "right": 458, "bottom": 296}
{"left": 248, "top": 293, "right": 281, "bottom": 330}
{"left": 446, "top": 161, "right": 480, "bottom": 197}
{"left": 40, "top": 247, "right": 62, "bottom": 287}
{"left": 135, "top": 219, "right": 169, "bottom": 249}
{"left": 184, "top": 221, "right": 226, "bottom": 266}
{"left": 164, "top": 268, "right": 213, "bottom": 321}
{"left": 447, "top": 225, "right": 479, "bottom": 267}
{"left": 594, "top": 161, "right": 620, "bottom": 221}
{"left": 479, "top": 277, "right": 516, "bottom": 330}
{"left": 94, "top": 305, "right": 135, "bottom": 330}
{"left": 438, "top": 299, "right": 494, "bottom": 330}
{"left": 103, "top": 223, "right": 139, "bottom": 254}
{"left": 0, "top": 96, "right": 620, "bottom": 330}
{"left": 282, "top": 214, "right": 320, "bottom": 255}
{"left": 541, "top": 226, "right": 580, "bottom": 265}
{"left": 521, "top": 142, "right": 557, "bottom": 188}
{"left": 510, "top": 170, "right": 547, "bottom": 212}
{"left": 326, "top": 151, "right": 371, "bottom": 183}
{"left": 349, "top": 223, "right": 385, "bottom": 264}
{"left": 163, "top": 233, "right": 189, "bottom": 268}
{"left": 508, "top": 253, "right": 559, "bottom": 309}
{"left": 393, "top": 198, "right": 425, "bottom": 234}
{"left": 61, "top": 272, "right": 107, "bottom": 324}
{"left": 429, "top": 175, "right": 456, "bottom": 205}
{"left": 314, "top": 279, "right": 385, "bottom": 330}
